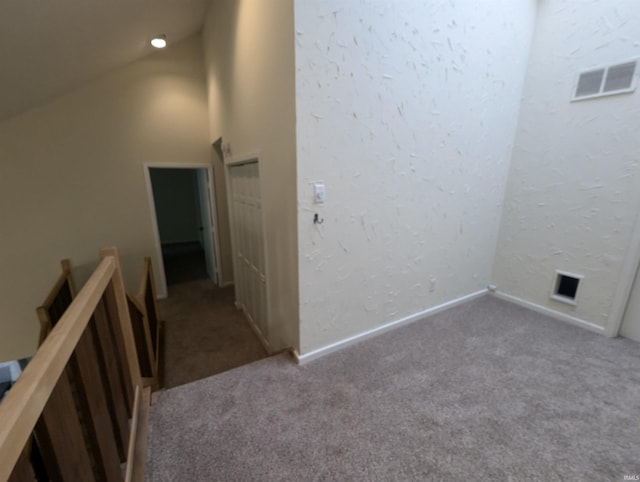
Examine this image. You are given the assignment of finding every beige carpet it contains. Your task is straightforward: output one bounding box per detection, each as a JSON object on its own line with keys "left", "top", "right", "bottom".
{"left": 159, "top": 280, "right": 267, "bottom": 389}
{"left": 146, "top": 296, "right": 640, "bottom": 481}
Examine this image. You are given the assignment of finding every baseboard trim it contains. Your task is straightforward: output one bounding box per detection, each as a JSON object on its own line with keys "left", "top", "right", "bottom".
{"left": 295, "top": 289, "right": 489, "bottom": 365}
{"left": 493, "top": 291, "right": 606, "bottom": 334}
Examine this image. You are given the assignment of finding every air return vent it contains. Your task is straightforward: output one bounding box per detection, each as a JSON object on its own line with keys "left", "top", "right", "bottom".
{"left": 603, "top": 62, "right": 637, "bottom": 92}
{"left": 573, "top": 60, "right": 638, "bottom": 101}
{"left": 575, "top": 68, "right": 605, "bottom": 98}
{"left": 550, "top": 270, "right": 583, "bottom": 306}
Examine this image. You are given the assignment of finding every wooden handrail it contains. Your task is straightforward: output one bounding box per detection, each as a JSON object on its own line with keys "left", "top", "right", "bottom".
{"left": 0, "top": 256, "right": 116, "bottom": 481}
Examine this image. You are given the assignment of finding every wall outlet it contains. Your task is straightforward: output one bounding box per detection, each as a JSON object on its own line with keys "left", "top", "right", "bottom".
{"left": 429, "top": 278, "right": 436, "bottom": 292}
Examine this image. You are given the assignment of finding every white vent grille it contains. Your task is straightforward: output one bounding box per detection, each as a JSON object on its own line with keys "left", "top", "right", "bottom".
{"left": 603, "top": 62, "right": 637, "bottom": 93}
{"left": 575, "top": 69, "right": 605, "bottom": 98}
{"left": 573, "top": 60, "right": 637, "bottom": 101}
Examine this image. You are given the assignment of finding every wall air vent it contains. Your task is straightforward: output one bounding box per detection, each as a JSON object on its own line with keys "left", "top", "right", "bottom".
{"left": 603, "top": 62, "right": 637, "bottom": 92}
{"left": 550, "top": 270, "right": 583, "bottom": 306}
{"left": 575, "top": 68, "right": 605, "bottom": 98}
{"left": 573, "top": 60, "right": 638, "bottom": 101}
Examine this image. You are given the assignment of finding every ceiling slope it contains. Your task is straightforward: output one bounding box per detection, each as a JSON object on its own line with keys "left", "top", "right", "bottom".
{"left": 0, "top": 0, "right": 210, "bottom": 122}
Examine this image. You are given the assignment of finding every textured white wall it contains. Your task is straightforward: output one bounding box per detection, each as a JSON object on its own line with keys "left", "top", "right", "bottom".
{"left": 295, "top": 0, "right": 537, "bottom": 354}
{"left": 203, "top": 0, "right": 299, "bottom": 351}
{"left": 493, "top": 0, "right": 640, "bottom": 329}
{"left": 0, "top": 37, "right": 211, "bottom": 361}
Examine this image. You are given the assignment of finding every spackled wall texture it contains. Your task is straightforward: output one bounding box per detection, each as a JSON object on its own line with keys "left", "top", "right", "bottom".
{"left": 295, "top": 0, "right": 538, "bottom": 354}
{"left": 493, "top": 0, "right": 640, "bottom": 330}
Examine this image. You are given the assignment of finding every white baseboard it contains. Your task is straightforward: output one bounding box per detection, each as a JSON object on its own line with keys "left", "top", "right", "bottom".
{"left": 493, "top": 291, "right": 605, "bottom": 334}
{"left": 295, "top": 289, "right": 489, "bottom": 365}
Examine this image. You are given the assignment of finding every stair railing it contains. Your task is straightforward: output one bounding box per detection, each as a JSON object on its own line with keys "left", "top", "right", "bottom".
{"left": 0, "top": 247, "right": 149, "bottom": 482}
{"left": 127, "top": 256, "right": 162, "bottom": 389}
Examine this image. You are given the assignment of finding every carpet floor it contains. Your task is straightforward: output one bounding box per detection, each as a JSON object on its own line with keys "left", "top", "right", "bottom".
{"left": 146, "top": 296, "right": 640, "bottom": 481}
{"left": 159, "top": 280, "right": 268, "bottom": 389}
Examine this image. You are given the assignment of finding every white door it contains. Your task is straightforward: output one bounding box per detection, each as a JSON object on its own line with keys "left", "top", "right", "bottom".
{"left": 621, "top": 265, "right": 640, "bottom": 342}
{"left": 196, "top": 169, "right": 218, "bottom": 284}
{"left": 228, "top": 162, "right": 268, "bottom": 340}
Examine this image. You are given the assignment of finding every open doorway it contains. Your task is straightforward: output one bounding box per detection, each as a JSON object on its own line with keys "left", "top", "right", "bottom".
{"left": 144, "top": 156, "right": 268, "bottom": 389}
{"left": 145, "top": 164, "right": 221, "bottom": 295}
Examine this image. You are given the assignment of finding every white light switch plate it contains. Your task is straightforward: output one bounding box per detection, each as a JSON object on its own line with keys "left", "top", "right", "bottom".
{"left": 314, "top": 183, "right": 325, "bottom": 204}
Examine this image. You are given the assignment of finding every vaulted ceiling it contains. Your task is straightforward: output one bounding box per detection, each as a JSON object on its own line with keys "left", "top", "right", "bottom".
{"left": 0, "top": 0, "right": 210, "bottom": 123}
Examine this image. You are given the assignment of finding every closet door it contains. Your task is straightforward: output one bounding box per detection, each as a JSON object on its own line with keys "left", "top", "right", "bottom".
{"left": 228, "top": 162, "right": 268, "bottom": 341}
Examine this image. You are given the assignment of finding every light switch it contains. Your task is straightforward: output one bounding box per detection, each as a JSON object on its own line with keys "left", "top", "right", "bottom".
{"left": 314, "top": 183, "right": 326, "bottom": 204}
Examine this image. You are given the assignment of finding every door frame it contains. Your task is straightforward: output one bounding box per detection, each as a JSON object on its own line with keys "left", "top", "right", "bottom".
{"left": 224, "top": 150, "right": 272, "bottom": 352}
{"left": 606, "top": 205, "right": 640, "bottom": 336}
{"left": 143, "top": 162, "right": 223, "bottom": 298}
{"left": 195, "top": 169, "right": 219, "bottom": 284}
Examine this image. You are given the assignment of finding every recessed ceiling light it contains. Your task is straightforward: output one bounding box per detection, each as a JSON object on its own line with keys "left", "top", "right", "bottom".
{"left": 151, "top": 35, "right": 167, "bottom": 49}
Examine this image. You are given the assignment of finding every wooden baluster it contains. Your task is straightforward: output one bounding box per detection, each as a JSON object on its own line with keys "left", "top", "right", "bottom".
{"left": 34, "top": 368, "right": 95, "bottom": 481}
{"left": 127, "top": 296, "right": 154, "bottom": 380}
{"left": 70, "top": 322, "right": 122, "bottom": 481}
{"left": 100, "top": 248, "right": 143, "bottom": 390}
{"left": 142, "top": 257, "right": 161, "bottom": 364}
{"left": 93, "top": 298, "right": 131, "bottom": 462}
{"left": 139, "top": 301, "right": 157, "bottom": 385}
{"left": 149, "top": 268, "right": 163, "bottom": 388}
{"left": 8, "top": 445, "right": 36, "bottom": 482}
{"left": 102, "top": 283, "right": 134, "bottom": 415}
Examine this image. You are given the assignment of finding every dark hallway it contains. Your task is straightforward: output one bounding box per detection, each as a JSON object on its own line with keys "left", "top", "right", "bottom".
{"left": 161, "top": 242, "right": 208, "bottom": 286}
